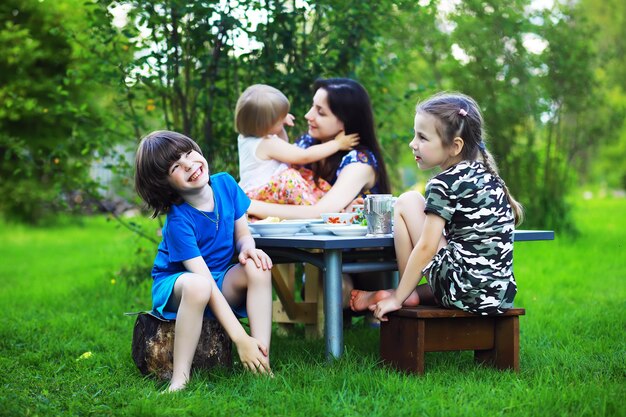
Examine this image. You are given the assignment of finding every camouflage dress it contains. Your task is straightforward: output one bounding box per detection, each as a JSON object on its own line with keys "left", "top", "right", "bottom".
{"left": 422, "top": 161, "right": 517, "bottom": 315}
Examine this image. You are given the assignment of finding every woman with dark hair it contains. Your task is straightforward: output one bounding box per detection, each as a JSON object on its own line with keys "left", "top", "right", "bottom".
{"left": 247, "top": 78, "right": 391, "bottom": 219}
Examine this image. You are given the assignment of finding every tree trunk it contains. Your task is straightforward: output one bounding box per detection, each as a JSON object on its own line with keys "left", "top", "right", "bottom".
{"left": 131, "top": 313, "right": 232, "bottom": 380}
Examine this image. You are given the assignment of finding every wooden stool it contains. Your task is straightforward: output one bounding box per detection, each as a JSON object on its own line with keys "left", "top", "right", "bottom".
{"left": 380, "top": 306, "right": 525, "bottom": 374}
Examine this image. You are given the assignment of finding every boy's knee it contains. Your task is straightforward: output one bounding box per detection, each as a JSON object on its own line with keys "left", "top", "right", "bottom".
{"left": 180, "top": 274, "right": 213, "bottom": 304}
{"left": 244, "top": 263, "right": 272, "bottom": 285}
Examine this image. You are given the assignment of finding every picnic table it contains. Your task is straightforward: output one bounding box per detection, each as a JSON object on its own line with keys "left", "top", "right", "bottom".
{"left": 254, "top": 230, "right": 554, "bottom": 361}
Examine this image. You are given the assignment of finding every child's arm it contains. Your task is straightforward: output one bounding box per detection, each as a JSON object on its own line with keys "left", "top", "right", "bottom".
{"left": 372, "top": 213, "right": 446, "bottom": 321}
{"left": 182, "top": 257, "right": 271, "bottom": 374}
{"left": 257, "top": 131, "right": 359, "bottom": 165}
{"left": 233, "top": 214, "right": 272, "bottom": 270}
{"left": 248, "top": 162, "right": 373, "bottom": 219}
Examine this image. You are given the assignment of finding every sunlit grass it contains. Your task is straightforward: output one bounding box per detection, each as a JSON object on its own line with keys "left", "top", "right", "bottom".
{"left": 0, "top": 198, "right": 624, "bottom": 416}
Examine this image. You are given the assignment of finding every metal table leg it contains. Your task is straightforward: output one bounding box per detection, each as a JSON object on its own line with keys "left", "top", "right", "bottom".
{"left": 324, "top": 248, "right": 343, "bottom": 360}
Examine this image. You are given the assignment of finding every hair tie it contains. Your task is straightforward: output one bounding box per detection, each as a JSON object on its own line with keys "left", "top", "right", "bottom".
{"left": 477, "top": 141, "right": 486, "bottom": 151}
{"left": 458, "top": 108, "right": 468, "bottom": 117}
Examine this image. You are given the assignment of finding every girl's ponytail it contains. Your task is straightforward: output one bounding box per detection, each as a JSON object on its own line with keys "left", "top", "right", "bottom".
{"left": 479, "top": 147, "right": 524, "bottom": 226}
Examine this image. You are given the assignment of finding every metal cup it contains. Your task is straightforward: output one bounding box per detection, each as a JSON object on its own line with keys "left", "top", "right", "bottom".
{"left": 364, "top": 194, "right": 394, "bottom": 236}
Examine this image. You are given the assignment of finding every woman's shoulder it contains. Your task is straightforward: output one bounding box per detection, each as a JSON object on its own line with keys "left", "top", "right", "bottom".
{"left": 338, "top": 148, "right": 378, "bottom": 170}
{"left": 294, "top": 134, "right": 317, "bottom": 148}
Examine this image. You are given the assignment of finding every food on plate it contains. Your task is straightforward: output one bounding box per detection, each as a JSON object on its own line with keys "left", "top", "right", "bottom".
{"left": 255, "top": 216, "right": 281, "bottom": 224}
{"left": 321, "top": 212, "right": 356, "bottom": 225}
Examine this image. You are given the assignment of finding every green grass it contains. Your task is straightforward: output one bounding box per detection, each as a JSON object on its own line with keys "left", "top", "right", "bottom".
{"left": 1, "top": 199, "right": 624, "bottom": 417}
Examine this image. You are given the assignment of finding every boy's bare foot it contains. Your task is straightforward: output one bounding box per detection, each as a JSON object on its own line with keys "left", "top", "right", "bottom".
{"left": 166, "top": 381, "right": 187, "bottom": 393}
{"left": 349, "top": 289, "right": 392, "bottom": 312}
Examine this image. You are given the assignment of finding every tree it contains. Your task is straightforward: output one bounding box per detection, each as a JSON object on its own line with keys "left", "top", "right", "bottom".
{"left": 434, "top": 0, "right": 597, "bottom": 231}
{"left": 580, "top": 0, "right": 626, "bottom": 189}
{"left": 89, "top": 0, "right": 403, "bottom": 175}
{"left": 1, "top": 0, "right": 607, "bottom": 235}
{"left": 0, "top": 0, "right": 123, "bottom": 223}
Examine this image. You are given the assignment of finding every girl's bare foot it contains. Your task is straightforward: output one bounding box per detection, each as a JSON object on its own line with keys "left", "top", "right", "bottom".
{"left": 349, "top": 288, "right": 422, "bottom": 311}
{"left": 403, "top": 290, "right": 421, "bottom": 307}
{"left": 349, "top": 289, "right": 392, "bottom": 312}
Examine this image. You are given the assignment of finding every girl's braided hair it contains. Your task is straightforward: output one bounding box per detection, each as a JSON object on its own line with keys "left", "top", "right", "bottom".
{"left": 416, "top": 92, "right": 523, "bottom": 225}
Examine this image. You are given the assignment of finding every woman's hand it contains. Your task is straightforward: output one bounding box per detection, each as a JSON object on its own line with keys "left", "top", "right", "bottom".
{"left": 370, "top": 296, "right": 402, "bottom": 322}
{"left": 334, "top": 131, "right": 360, "bottom": 151}
{"left": 238, "top": 247, "right": 273, "bottom": 271}
{"left": 235, "top": 335, "right": 272, "bottom": 375}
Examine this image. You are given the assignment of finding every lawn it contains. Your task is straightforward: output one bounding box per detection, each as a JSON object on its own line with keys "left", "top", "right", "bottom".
{"left": 0, "top": 198, "right": 624, "bottom": 417}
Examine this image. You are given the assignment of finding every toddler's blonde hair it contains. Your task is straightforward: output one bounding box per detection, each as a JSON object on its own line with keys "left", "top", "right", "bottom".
{"left": 235, "top": 84, "right": 289, "bottom": 137}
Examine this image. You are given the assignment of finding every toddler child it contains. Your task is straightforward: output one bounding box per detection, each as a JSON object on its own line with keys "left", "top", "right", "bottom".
{"left": 236, "top": 84, "right": 358, "bottom": 205}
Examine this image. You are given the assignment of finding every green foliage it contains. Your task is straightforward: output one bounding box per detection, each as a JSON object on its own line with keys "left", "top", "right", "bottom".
{"left": 1, "top": 0, "right": 620, "bottom": 234}
{"left": 580, "top": 0, "right": 626, "bottom": 189}
{"left": 115, "top": 244, "right": 155, "bottom": 287}
{"left": 0, "top": 0, "right": 129, "bottom": 223}
{"left": 436, "top": 1, "right": 595, "bottom": 232}
{"left": 87, "top": 0, "right": 400, "bottom": 176}
{"left": 362, "top": 0, "right": 601, "bottom": 232}
{"left": 111, "top": 216, "right": 161, "bottom": 286}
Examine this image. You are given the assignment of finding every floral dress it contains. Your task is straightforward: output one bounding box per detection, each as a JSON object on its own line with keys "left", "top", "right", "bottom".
{"left": 244, "top": 166, "right": 331, "bottom": 205}
{"left": 246, "top": 134, "right": 382, "bottom": 205}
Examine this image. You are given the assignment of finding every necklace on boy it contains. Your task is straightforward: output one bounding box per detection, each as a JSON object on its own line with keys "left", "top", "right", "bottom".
{"left": 195, "top": 204, "right": 220, "bottom": 231}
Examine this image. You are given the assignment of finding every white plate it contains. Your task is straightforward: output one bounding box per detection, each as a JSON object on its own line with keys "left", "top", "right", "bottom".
{"left": 281, "top": 218, "right": 323, "bottom": 224}
{"left": 325, "top": 225, "right": 368, "bottom": 236}
{"left": 307, "top": 222, "right": 336, "bottom": 235}
{"left": 248, "top": 222, "right": 309, "bottom": 237}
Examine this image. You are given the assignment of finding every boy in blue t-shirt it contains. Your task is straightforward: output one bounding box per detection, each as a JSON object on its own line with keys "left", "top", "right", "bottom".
{"left": 135, "top": 130, "right": 273, "bottom": 392}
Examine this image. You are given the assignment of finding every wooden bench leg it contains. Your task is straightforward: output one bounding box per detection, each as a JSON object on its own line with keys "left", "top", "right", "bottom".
{"left": 380, "top": 317, "right": 425, "bottom": 374}
{"left": 271, "top": 263, "right": 322, "bottom": 338}
{"left": 272, "top": 264, "right": 296, "bottom": 336}
{"left": 304, "top": 263, "right": 324, "bottom": 339}
{"left": 474, "top": 316, "right": 520, "bottom": 371}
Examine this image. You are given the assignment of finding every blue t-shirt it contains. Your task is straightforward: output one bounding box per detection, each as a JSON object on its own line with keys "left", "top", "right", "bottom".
{"left": 295, "top": 134, "right": 383, "bottom": 196}
{"left": 152, "top": 172, "right": 251, "bottom": 280}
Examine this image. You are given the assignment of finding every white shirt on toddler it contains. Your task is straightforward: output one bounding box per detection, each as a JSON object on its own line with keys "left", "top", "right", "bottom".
{"left": 237, "top": 135, "right": 288, "bottom": 192}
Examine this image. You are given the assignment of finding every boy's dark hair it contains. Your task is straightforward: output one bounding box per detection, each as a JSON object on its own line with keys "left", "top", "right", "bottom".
{"left": 310, "top": 78, "right": 391, "bottom": 194}
{"left": 134, "top": 130, "right": 203, "bottom": 218}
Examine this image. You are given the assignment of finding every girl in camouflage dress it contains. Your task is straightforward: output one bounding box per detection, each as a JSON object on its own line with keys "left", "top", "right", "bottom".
{"left": 350, "top": 92, "right": 524, "bottom": 318}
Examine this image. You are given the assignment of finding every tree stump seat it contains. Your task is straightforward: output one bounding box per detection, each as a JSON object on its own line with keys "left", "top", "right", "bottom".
{"left": 380, "top": 305, "right": 525, "bottom": 374}
{"left": 131, "top": 313, "right": 232, "bottom": 380}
